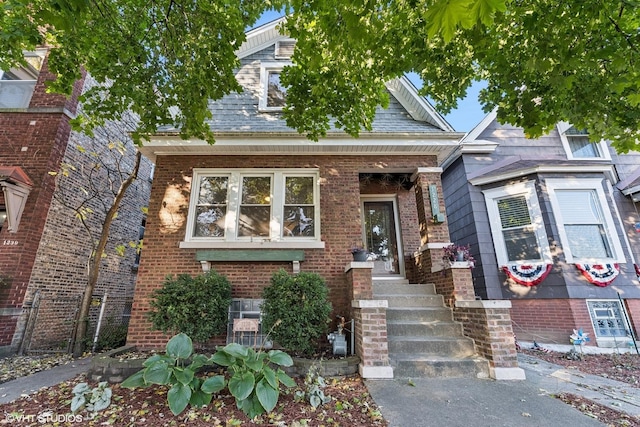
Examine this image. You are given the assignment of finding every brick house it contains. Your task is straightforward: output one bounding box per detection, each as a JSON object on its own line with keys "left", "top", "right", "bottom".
{"left": 0, "top": 50, "right": 153, "bottom": 356}
{"left": 129, "top": 18, "right": 525, "bottom": 380}
{"left": 442, "top": 110, "right": 640, "bottom": 349}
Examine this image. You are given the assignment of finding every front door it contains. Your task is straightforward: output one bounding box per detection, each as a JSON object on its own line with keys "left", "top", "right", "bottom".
{"left": 362, "top": 198, "right": 403, "bottom": 277}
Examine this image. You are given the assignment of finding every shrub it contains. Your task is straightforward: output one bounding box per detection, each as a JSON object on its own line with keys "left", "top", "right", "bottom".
{"left": 261, "top": 269, "right": 332, "bottom": 356}
{"left": 147, "top": 270, "right": 232, "bottom": 343}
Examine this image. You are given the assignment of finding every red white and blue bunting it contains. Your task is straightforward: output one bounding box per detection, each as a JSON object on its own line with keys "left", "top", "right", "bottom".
{"left": 502, "top": 263, "right": 552, "bottom": 286}
{"left": 575, "top": 263, "right": 619, "bottom": 287}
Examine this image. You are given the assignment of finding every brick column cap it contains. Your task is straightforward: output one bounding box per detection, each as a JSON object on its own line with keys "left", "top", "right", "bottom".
{"left": 345, "top": 261, "right": 374, "bottom": 273}
{"left": 352, "top": 300, "right": 388, "bottom": 308}
{"left": 455, "top": 300, "right": 512, "bottom": 309}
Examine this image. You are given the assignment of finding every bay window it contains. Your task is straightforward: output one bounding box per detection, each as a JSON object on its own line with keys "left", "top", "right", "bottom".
{"left": 484, "top": 181, "right": 551, "bottom": 266}
{"left": 546, "top": 178, "right": 624, "bottom": 263}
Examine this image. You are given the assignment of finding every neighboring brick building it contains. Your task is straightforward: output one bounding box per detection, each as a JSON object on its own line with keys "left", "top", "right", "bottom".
{"left": 442, "top": 110, "right": 640, "bottom": 349}
{"left": 0, "top": 50, "right": 153, "bottom": 356}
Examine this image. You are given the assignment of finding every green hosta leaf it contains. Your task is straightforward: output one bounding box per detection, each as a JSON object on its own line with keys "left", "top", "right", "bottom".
{"left": 256, "top": 378, "right": 278, "bottom": 413}
{"left": 121, "top": 370, "right": 146, "bottom": 388}
{"left": 167, "top": 382, "right": 192, "bottom": 415}
{"left": 229, "top": 371, "right": 255, "bottom": 401}
{"left": 143, "top": 362, "right": 172, "bottom": 385}
{"left": 277, "top": 369, "right": 296, "bottom": 388}
{"left": 201, "top": 375, "right": 226, "bottom": 394}
{"left": 210, "top": 351, "right": 235, "bottom": 367}
{"left": 221, "top": 343, "right": 249, "bottom": 359}
{"left": 267, "top": 350, "right": 293, "bottom": 367}
{"left": 143, "top": 354, "right": 170, "bottom": 367}
{"left": 189, "top": 389, "right": 213, "bottom": 408}
{"left": 237, "top": 394, "right": 266, "bottom": 419}
{"left": 245, "top": 350, "right": 264, "bottom": 371}
{"left": 262, "top": 365, "right": 277, "bottom": 389}
{"left": 189, "top": 354, "right": 209, "bottom": 370}
{"left": 173, "top": 367, "right": 195, "bottom": 385}
{"left": 166, "top": 333, "right": 193, "bottom": 359}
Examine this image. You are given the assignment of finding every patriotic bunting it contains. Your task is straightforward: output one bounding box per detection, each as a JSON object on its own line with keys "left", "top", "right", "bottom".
{"left": 575, "top": 263, "right": 619, "bottom": 287}
{"left": 502, "top": 263, "right": 552, "bottom": 286}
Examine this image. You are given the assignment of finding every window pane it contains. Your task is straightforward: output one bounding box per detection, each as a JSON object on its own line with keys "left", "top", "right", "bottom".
{"left": 284, "top": 206, "right": 315, "bottom": 237}
{"left": 565, "top": 224, "right": 611, "bottom": 258}
{"left": 285, "top": 176, "right": 313, "bottom": 204}
{"left": 498, "top": 196, "right": 531, "bottom": 229}
{"left": 238, "top": 206, "right": 270, "bottom": 237}
{"left": 266, "top": 71, "right": 286, "bottom": 107}
{"left": 194, "top": 206, "right": 226, "bottom": 237}
{"left": 198, "top": 177, "right": 228, "bottom": 204}
{"left": 503, "top": 228, "right": 541, "bottom": 261}
{"left": 241, "top": 177, "right": 271, "bottom": 204}
{"left": 556, "top": 190, "right": 601, "bottom": 224}
{"left": 568, "top": 135, "right": 599, "bottom": 158}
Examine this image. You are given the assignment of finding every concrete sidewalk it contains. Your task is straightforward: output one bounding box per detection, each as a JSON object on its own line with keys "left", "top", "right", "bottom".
{"left": 0, "top": 357, "right": 92, "bottom": 405}
{"left": 366, "top": 354, "right": 640, "bottom": 427}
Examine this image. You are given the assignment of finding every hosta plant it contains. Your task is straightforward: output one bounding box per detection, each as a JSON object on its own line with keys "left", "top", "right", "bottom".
{"left": 211, "top": 342, "right": 297, "bottom": 419}
{"left": 71, "top": 381, "right": 112, "bottom": 414}
{"left": 121, "top": 333, "right": 226, "bottom": 415}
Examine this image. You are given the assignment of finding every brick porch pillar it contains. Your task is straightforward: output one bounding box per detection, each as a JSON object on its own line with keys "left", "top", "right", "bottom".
{"left": 346, "top": 261, "right": 393, "bottom": 379}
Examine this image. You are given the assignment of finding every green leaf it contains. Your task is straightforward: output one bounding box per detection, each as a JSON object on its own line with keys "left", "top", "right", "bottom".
{"left": 210, "top": 351, "right": 235, "bottom": 367}
{"left": 72, "top": 383, "right": 90, "bottom": 394}
{"left": 267, "top": 350, "right": 293, "bottom": 367}
{"left": 277, "top": 369, "right": 297, "bottom": 388}
{"left": 221, "top": 343, "right": 249, "bottom": 359}
{"left": 143, "top": 362, "right": 172, "bottom": 385}
{"left": 167, "top": 383, "right": 192, "bottom": 415}
{"left": 189, "top": 389, "right": 213, "bottom": 408}
{"left": 262, "top": 365, "right": 277, "bottom": 389}
{"left": 173, "top": 367, "right": 195, "bottom": 385}
{"left": 245, "top": 350, "right": 264, "bottom": 371}
{"left": 256, "top": 378, "right": 278, "bottom": 413}
{"left": 121, "top": 370, "right": 146, "bottom": 388}
{"left": 201, "top": 375, "right": 226, "bottom": 394}
{"left": 166, "top": 333, "right": 193, "bottom": 359}
{"left": 237, "top": 394, "right": 266, "bottom": 419}
{"left": 229, "top": 371, "right": 255, "bottom": 401}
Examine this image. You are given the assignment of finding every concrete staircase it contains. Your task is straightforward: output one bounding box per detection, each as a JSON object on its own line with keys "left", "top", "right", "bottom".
{"left": 373, "top": 280, "right": 490, "bottom": 378}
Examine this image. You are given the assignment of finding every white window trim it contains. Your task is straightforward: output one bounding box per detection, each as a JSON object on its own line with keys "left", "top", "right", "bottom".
{"left": 483, "top": 181, "right": 552, "bottom": 266}
{"left": 181, "top": 168, "right": 323, "bottom": 249}
{"left": 258, "top": 61, "right": 290, "bottom": 112}
{"left": 557, "top": 122, "right": 610, "bottom": 161}
{"left": 546, "top": 178, "right": 624, "bottom": 264}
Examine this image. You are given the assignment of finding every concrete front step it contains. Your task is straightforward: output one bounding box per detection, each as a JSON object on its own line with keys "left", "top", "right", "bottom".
{"left": 373, "top": 282, "right": 437, "bottom": 296}
{"left": 386, "top": 320, "right": 464, "bottom": 337}
{"left": 381, "top": 294, "right": 445, "bottom": 308}
{"left": 386, "top": 307, "right": 454, "bottom": 322}
{"left": 391, "top": 355, "right": 490, "bottom": 378}
{"left": 388, "top": 336, "right": 476, "bottom": 357}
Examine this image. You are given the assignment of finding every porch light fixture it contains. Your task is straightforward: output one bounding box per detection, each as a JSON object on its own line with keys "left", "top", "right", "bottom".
{"left": 0, "top": 166, "right": 33, "bottom": 233}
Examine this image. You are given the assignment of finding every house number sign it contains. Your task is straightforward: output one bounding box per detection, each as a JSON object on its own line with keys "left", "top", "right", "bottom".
{"left": 3, "top": 240, "right": 19, "bottom": 246}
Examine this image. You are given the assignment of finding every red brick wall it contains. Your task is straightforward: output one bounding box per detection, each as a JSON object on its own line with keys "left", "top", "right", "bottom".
{"left": 0, "top": 55, "right": 78, "bottom": 350}
{"left": 510, "top": 299, "right": 595, "bottom": 345}
{"left": 128, "top": 154, "right": 437, "bottom": 349}
{"left": 625, "top": 299, "right": 640, "bottom": 339}
{"left": 0, "top": 52, "right": 152, "bottom": 354}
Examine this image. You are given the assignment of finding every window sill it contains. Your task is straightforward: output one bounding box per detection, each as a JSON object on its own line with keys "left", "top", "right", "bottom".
{"left": 179, "top": 240, "right": 325, "bottom": 249}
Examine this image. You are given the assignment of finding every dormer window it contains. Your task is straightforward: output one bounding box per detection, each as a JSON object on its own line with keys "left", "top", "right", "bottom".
{"left": 259, "top": 63, "right": 289, "bottom": 111}
{"left": 558, "top": 123, "right": 610, "bottom": 160}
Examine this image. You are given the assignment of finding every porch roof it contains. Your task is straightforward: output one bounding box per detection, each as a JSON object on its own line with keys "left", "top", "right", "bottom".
{"left": 468, "top": 156, "right": 616, "bottom": 185}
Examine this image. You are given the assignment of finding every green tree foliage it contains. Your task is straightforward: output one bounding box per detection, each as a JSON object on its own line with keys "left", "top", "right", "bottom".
{"left": 2, "top": 1, "right": 638, "bottom": 150}
{"left": 261, "top": 270, "right": 332, "bottom": 356}
{"left": 147, "top": 270, "right": 232, "bottom": 343}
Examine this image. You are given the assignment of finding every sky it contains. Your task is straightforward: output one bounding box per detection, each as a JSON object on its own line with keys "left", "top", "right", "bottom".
{"left": 252, "top": 10, "right": 486, "bottom": 133}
